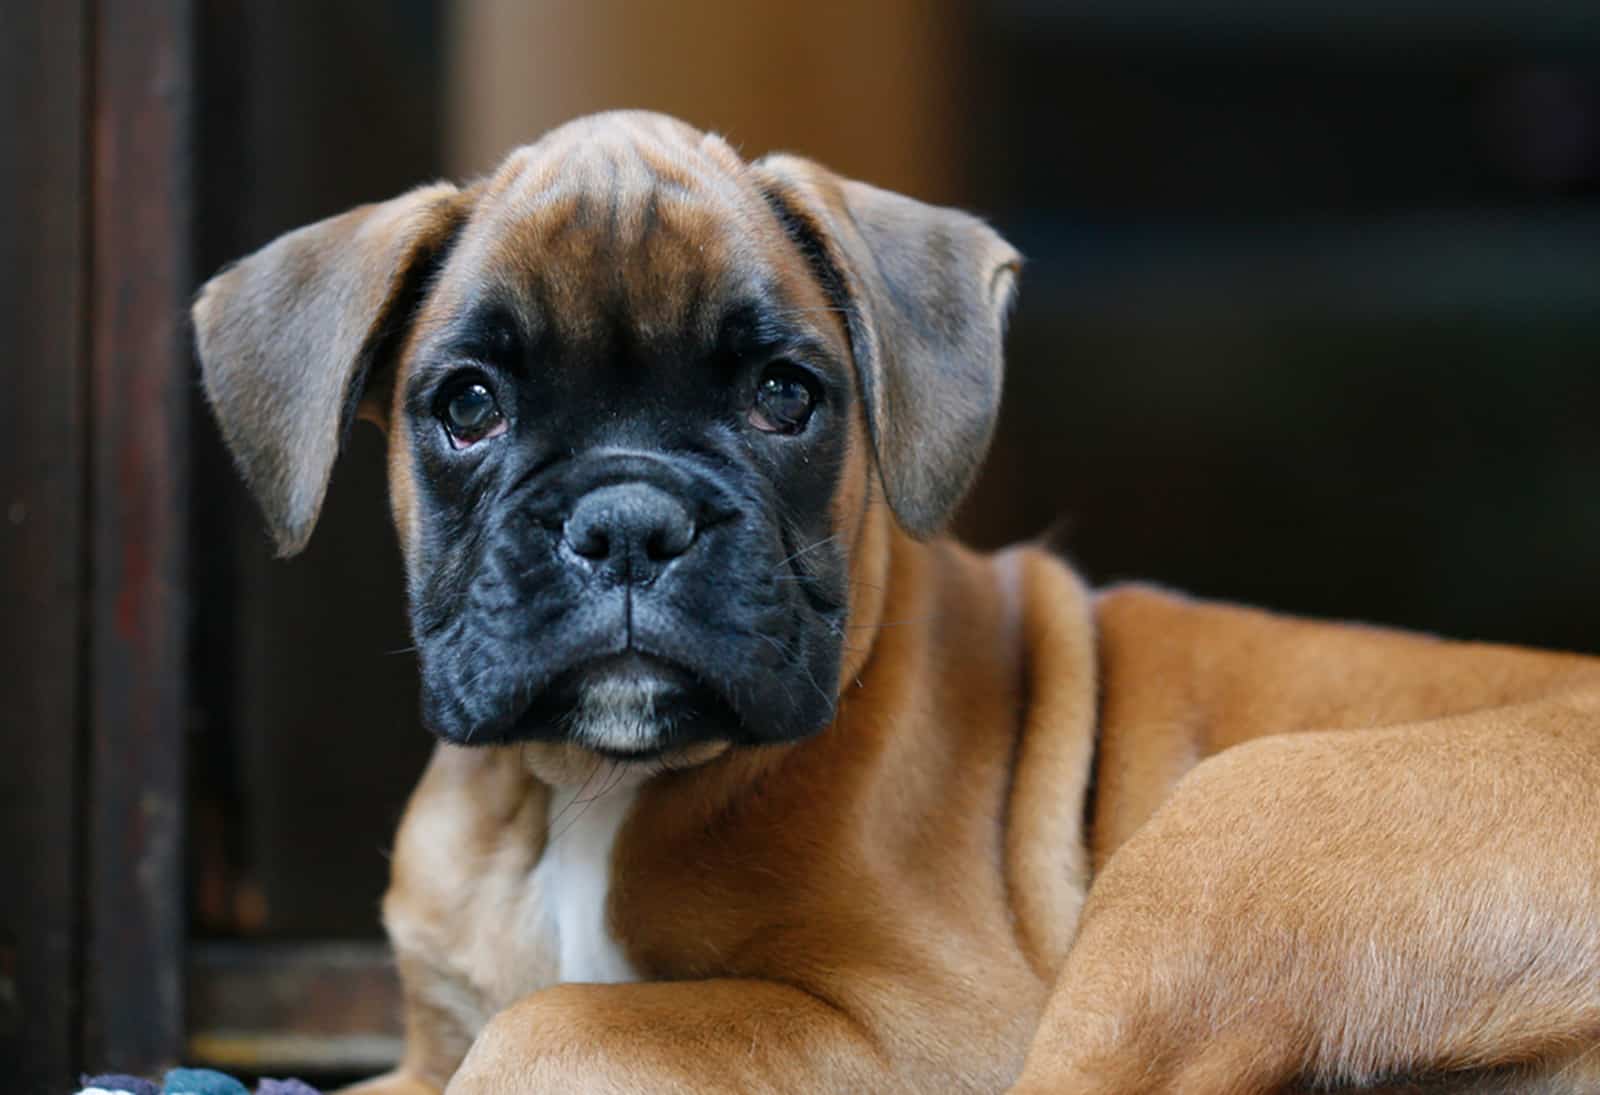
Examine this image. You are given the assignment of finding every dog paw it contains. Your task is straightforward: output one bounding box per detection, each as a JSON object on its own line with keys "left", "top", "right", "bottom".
{"left": 331, "top": 1072, "right": 440, "bottom": 1095}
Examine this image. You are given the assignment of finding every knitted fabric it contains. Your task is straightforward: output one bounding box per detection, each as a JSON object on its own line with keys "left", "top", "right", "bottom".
{"left": 162, "top": 1070, "right": 252, "bottom": 1095}
{"left": 75, "top": 1070, "right": 322, "bottom": 1095}
{"left": 78, "top": 1076, "right": 160, "bottom": 1095}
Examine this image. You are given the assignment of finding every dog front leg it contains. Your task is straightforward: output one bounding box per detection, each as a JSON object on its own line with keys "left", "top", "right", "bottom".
{"left": 337, "top": 1074, "right": 441, "bottom": 1095}
{"left": 1012, "top": 700, "right": 1600, "bottom": 1094}
{"left": 331, "top": 948, "right": 484, "bottom": 1095}
{"left": 443, "top": 979, "right": 900, "bottom": 1095}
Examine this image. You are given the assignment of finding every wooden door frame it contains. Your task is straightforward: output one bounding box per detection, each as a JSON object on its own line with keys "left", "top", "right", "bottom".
{"left": 2, "top": 0, "right": 192, "bottom": 1085}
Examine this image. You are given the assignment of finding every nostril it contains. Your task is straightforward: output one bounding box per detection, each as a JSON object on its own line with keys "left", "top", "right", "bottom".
{"left": 568, "top": 526, "right": 611, "bottom": 560}
{"left": 645, "top": 521, "right": 696, "bottom": 562}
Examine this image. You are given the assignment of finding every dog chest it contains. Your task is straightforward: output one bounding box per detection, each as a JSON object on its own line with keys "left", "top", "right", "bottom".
{"left": 529, "top": 782, "right": 642, "bottom": 985}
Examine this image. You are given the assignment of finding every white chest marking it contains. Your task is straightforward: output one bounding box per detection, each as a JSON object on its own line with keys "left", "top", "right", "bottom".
{"left": 533, "top": 780, "right": 642, "bottom": 985}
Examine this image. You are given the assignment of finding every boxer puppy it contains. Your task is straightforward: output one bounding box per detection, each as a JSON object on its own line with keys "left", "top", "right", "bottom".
{"left": 194, "top": 111, "right": 1600, "bottom": 1094}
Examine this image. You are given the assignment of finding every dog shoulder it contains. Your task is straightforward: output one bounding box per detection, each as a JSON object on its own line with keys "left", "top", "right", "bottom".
{"left": 383, "top": 745, "right": 557, "bottom": 1026}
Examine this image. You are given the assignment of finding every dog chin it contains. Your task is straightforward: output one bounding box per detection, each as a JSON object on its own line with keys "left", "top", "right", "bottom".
{"left": 567, "top": 673, "right": 682, "bottom": 757}
{"left": 472, "top": 650, "right": 737, "bottom": 757}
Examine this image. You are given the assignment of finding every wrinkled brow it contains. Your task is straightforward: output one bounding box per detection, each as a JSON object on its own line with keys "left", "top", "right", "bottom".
{"left": 717, "top": 299, "right": 837, "bottom": 364}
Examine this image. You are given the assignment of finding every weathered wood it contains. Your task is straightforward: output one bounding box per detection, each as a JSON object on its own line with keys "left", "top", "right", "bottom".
{"left": 186, "top": 942, "right": 403, "bottom": 1074}
{"left": 0, "top": 3, "right": 89, "bottom": 1090}
{"left": 84, "top": 0, "right": 193, "bottom": 1073}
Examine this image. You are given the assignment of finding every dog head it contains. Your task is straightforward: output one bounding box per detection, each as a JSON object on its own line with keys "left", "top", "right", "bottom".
{"left": 194, "top": 111, "right": 1018, "bottom": 763}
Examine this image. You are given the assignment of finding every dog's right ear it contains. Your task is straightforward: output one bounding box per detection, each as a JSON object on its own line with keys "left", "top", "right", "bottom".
{"left": 192, "top": 182, "right": 470, "bottom": 556}
{"left": 752, "top": 156, "right": 1020, "bottom": 539}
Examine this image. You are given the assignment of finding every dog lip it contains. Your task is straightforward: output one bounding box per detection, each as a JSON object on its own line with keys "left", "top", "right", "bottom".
{"left": 589, "top": 742, "right": 672, "bottom": 763}
{"left": 561, "top": 650, "right": 700, "bottom": 695}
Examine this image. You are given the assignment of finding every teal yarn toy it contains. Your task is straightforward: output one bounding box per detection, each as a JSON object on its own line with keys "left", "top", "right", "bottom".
{"left": 76, "top": 1070, "right": 320, "bottom": 1095}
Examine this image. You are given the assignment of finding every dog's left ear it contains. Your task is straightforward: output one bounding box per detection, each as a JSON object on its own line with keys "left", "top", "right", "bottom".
{"left": 754, "top": 155, "right": 1021, "bottom": 537}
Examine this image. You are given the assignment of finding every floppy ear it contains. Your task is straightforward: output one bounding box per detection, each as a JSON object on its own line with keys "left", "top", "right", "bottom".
{"left": 192, "top": 182, "right": 470, "bottom": 556}
{"left": 753, "top": 155, "right": 1021, "bottom": 537}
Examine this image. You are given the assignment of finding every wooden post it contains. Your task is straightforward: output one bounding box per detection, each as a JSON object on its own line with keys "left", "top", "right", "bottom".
{"left": 0, "top": 4, "right": 91, "bottom": 1089}
{"left": 83, "top": 0, "right": 193, "bottom": 1073}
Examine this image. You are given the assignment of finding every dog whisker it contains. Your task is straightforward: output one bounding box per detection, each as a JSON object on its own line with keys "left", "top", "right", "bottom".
{"left": 545, "top": 754, "right": 606, "bottom": 840}
{"left": 772, "top": 532, "right": 841, "bottom": 572}
{"left": 843, "top": 613, "right": 943, "bottom": 630}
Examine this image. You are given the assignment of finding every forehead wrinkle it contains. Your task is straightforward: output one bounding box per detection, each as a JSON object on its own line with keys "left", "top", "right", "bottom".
{"left": 442, "top": 113, "right": 832, "bottom": 358}
{"left": 483, "top": 182, "right": 744, "bottom": 347}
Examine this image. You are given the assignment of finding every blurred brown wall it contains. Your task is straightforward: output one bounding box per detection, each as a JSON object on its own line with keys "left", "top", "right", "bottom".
{"left": 447, "top": 0, "right": 972, "bottom": 202}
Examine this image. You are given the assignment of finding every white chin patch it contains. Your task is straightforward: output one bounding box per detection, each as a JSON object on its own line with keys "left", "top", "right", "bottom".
{"left": 569, "top": 674, "right": 669, "bottom": 753}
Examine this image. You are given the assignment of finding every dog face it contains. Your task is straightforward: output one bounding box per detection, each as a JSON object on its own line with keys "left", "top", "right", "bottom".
{"left": 194, "top": 112, "right": 1019, "bottom": 760}
{"left": 389, "top": 119, "right": 859, "bottom": 753}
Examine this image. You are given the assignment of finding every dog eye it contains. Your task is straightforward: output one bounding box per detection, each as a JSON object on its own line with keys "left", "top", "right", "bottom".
{"left": 440, "top": 381, "right": 506, "bottom": 447}
{"left": 750, "top": 363, "right": 819, "bottom": 435}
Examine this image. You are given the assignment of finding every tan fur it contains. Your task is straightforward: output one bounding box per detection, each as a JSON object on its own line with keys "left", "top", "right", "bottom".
{"left": 383, "top": 543, "right": 1600, "bottom": 1094}
{"left": 1006, "top": 594, "right": 1600, "bottom": 1093}
{"left": 192, "top": 113, "right": 1600, "bottom": 1094}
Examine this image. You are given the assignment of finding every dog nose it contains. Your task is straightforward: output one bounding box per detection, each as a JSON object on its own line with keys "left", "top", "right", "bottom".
{"left": 563, "top": 482, "right": 697, "bottom": 582}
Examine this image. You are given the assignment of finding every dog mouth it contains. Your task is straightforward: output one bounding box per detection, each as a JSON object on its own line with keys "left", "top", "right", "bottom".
{"left": 503, "top": 650, "right": 740, "bottom": 753}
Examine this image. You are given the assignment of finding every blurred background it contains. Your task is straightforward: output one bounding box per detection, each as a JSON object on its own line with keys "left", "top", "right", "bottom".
{"left": 4, "top": 0, "right": 1599, "bottom": 1088}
